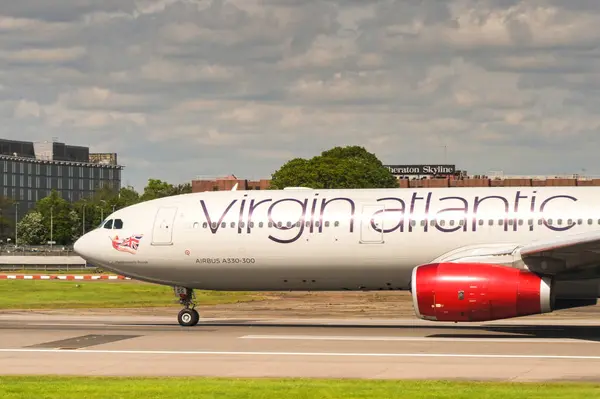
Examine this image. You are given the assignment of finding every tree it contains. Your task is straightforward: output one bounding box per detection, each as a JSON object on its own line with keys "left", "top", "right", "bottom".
{"left": 269, "top": 146, "right": 398, "bottom": 189}
{"left": 16, "top": 211, "right": 46, "bottom": 245}
{"left": 34, "top": 190, "right": 74, "bottom": 245}
{"left": 140, "top": 179, "right": 190, "bottom": 201}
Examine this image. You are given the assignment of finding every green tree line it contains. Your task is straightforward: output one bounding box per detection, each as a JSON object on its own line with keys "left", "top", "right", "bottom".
{"left": 14, "top": 179, "right": 192, "bottom": 246}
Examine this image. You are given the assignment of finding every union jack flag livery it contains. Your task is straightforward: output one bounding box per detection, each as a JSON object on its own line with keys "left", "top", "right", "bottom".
{"left": 110, "top": 234, "right": 144, "bottom": 254}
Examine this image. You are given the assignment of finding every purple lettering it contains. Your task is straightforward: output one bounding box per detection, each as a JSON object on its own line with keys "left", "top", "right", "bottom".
{"left": 473, "top": 195, "right": 509, "bottom": 231}
{"left": 375, "top": 197, "right": 406, "bottom": 233}
{"left": 200, "top": 199, "right": 238, "bottom": 234}
{"left": 541, "top": 195, "right": 577, "bottom": 231}
{"left": 267, "top": 198, "right": 308, "bottom": 244}
{"left": 436, "top": 196, "right": 468, "bottom": 233}
{"left": 247, "top": 198, "right": 272, "bottom": 233}
{"left": 320, "top": 197, "right": 355, "bottom": 233}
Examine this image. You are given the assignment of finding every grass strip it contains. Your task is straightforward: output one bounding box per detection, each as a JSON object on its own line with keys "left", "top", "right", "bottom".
{"left": 0, "top": 280, "right": 265, "bottom": 309}
{"left": 0, "top": 377, "right": 598, "bottom": 399}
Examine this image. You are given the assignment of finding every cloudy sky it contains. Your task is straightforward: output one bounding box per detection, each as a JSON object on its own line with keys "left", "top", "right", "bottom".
{"left": 1, "top": 0, "right": 599, "bottom": 191}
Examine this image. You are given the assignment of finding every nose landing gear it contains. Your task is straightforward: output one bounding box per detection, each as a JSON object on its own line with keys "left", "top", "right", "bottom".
{"left": 174, "top": 286, "right": 199, "bottom": 327}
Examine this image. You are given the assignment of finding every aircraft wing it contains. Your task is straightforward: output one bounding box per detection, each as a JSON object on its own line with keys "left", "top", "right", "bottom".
{"left": 432, "top": 230, "right": 600, "bottom": 278}
{"left": 517, "top": 230, "right": 600, "bottom": 277}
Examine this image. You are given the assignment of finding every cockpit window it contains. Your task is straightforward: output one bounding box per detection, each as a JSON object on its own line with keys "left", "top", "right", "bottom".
{"left": 103, "top": 219, "right": 113, "bottom": 229}
{"left": 114, "top": 219, "right": 123, "bottom": 229}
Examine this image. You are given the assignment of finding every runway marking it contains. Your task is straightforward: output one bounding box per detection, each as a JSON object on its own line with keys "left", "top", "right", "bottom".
{"left": 2, "top": 349, "right": 600, "bottom": 360}
{"left": 239, "top": 335, "right": 597, "bottom": 344}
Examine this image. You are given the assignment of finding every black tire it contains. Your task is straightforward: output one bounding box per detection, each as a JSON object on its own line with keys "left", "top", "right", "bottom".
{"left": 178, "top": 308, "right": 199, "bottom": 327}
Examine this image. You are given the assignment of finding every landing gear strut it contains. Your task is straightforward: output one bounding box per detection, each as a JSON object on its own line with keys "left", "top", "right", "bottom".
{"left": 174, "top": 286, "right": 199, "bottom": 327}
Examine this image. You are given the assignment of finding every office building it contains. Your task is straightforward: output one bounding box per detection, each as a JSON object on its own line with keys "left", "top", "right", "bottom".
{"left": 0, "top": 139, "right": 123, "bottom": 234}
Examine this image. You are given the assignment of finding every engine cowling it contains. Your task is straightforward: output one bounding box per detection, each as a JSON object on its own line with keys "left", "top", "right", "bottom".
{"left": 411, "top": 263, "right": 553, "bottom": 322}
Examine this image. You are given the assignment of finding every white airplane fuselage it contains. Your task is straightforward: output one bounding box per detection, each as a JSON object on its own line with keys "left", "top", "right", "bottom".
{"left": 74, "top": 186, "right": 600, "bottom": 293}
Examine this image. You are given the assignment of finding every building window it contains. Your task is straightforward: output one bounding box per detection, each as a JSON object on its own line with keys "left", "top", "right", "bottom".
{"left": 12, "top": 175, "right": 15, "bottom": 186}
{"left": 19, "top": 175, "right": 23, "bottom": 186}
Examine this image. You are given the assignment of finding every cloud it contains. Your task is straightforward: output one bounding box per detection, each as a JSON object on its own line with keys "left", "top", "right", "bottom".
{"left": 2, "top": 0, "right": 600, "bottom": 191}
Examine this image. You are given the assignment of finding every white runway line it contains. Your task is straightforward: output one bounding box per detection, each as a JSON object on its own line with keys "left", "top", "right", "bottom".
{"left": 239, "top": 334, "right": 597, "bottom": 344}
{"left": 2, "top": 348, "right": 600, "bottom": 360}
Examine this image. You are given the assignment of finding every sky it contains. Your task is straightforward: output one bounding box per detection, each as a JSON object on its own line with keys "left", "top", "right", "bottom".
{"left": 1, "top": 0, "right": 600, "bottom": 192}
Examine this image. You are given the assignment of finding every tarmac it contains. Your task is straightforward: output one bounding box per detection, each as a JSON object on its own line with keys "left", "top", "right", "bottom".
{"left": 1, "top": 311, "right": 600, "bottom": 381}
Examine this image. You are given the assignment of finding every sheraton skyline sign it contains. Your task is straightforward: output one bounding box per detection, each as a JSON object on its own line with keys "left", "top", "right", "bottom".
{"left": 384, "top": 165, "right": 457, "bottom": 176}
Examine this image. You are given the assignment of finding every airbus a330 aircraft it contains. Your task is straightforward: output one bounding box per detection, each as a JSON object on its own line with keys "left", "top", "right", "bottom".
{"left": 74, "top": 186, "right": 600, "bottom": 326}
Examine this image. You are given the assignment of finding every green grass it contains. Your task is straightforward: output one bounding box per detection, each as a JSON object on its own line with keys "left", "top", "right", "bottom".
{"left": 0, "top": 377, "right": 598, "bottom": 398}
{"left": 0, "top": 280, "right": 265, "bottom": 309}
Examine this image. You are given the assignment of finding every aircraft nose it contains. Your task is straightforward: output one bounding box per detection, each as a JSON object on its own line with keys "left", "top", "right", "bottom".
{"left": 74, "top": 234, "right": 91, "bottom": 258}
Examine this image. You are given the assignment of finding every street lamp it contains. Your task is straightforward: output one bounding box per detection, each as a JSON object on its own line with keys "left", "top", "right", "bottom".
{"left": 14, "top": 203, "right": 18, "bottom": 247}
{"left": 50, "top": 206, "right": 53, "bottom": 249}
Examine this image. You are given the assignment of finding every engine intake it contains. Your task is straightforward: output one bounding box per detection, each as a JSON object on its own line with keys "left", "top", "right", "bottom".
{"left": 411, "top": 263, "right": 553, "bottom": 322}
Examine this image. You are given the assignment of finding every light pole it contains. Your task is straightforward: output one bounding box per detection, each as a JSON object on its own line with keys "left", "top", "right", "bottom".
{"left": 50, "top": 206, "right": 53, "bottom": 250}
{"left": 14, "top": 203, "right": 18, "bottom": 247}
{"left": 100, "top": 200, "right": 106, "bottom": 222}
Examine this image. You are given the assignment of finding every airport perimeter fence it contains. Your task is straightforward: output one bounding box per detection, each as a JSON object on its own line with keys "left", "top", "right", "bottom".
{"left": 0, "top": 244, "right": 100, "bottom": 273}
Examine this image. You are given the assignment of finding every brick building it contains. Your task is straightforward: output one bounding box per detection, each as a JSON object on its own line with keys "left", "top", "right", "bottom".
{"left": 192, "top": 175, "right": 270, "bottom": 192}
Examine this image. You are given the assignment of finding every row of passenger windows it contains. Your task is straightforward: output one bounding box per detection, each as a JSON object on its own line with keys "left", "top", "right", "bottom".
{"left": 196, "top": 221, "right": 341, "bottom": 229}
{"left": 195, "top": 218, "right": 600, "bottom": 229}
{"left": 102, "top": 219, "right": 124, "bottom": 229}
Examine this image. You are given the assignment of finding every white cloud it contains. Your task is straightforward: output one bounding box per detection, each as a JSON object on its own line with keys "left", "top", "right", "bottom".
{"left": 1, "top": 0, "right": 600, "bottom": 191}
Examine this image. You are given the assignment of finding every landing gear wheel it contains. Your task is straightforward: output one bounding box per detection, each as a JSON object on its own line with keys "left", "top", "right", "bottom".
{"left": 178, "top": 308, "right": 199, "bottom": 327}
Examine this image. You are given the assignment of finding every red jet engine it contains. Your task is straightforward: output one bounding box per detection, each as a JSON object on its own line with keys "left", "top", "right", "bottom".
{"left": 411, "top": 263, "right": 553, "bottom": 322}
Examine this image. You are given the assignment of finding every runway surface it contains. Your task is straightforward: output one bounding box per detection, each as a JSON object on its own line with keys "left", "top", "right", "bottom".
{"left": 1, "top": 312, "right": 600, "bottom": 381}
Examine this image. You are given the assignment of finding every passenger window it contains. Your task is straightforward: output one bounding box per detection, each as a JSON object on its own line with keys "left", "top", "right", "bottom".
{"left": 296, "top": 221, "right": 301, "bottom": 227}
{"left": 588, "top": 219, "right": 593, "bottom": 225}
{"left": 249, "top": 222, "right": 255, "bottom": 228}
{"left": 420, "top": 220, "right": 426, "bottom": 227}
{"left": 578, "top": 219, "right": 582, "bottom": 225}
{"left": 259, "top": 222, "right": 264, "bottom": 228}
{"left": 268, "top": 222, "right": 273, "bottom": 228}
{"left": 286, "top": 221, "right": 292, "bottom": 228}
{"left": 230, "top": 222, "right": 235, "bottom": 228}
{"left": 324, "top": 221, "right": 330, "bottom": 227}
{"left": 488, "top": 220, "right": 493, "bottom": 226}
{"left": 221, "top": 222, "right": 226, "bottom": 228}
{"left": 528, "top": 219, "right": 533, "bottom": 226}
{"left": 518, "top": 219, "right": 523, "bottom": 226}
{"left": 538, "top": 219, "right": 543, "bottom": 225}
{"left": 193, "top": 222, "right": 199, "bottom": 229}
{"left": 411, "top": 220, "right": 416, "bottom": 227}
{"left": 202, "top": 222, "right": 208, "bottom": 228}
{"left": 240, "top": 222, "right": 245, "bottom": 228}
{"left": 335, "top": 221, "right": 339, "bottom": 227}
{"left": 113, "top": 219, "right": 123, "bottom": 229}
{"left": 211, "top": 222, "right": 217, "bottom": 229}
{"left": 315, "top": 221, "right": 321, "bottom": 228}
{"left": 103, "top": 219, "right": 113, "bottom": 229}
{"left": 478, "top": 219, "right": 484, "bottom": 226}
{"left": 430, "top": 220, "right": 436, "bottom": 226}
